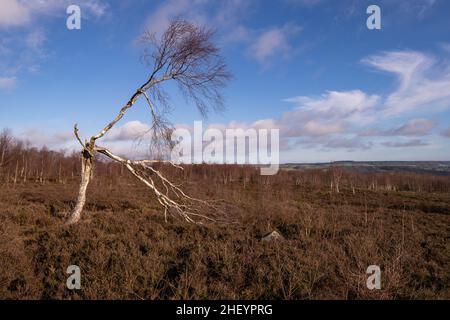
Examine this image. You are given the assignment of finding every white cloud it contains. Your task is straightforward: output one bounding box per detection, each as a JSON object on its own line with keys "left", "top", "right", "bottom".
{"left": 283, "top": 90, "right": 380, "bottom": 137}
{"left": 158, "top": 90, "right": 382, "bottom": 153}
{"left": 0, "top": 0, "right": 107, "bottom": 29}
{"left": 251, "top": 29, "right": 288, "bottom": 63}
{"left": 15, "top": 124, "right": 157, "bottom": 159}
{"left": 300, "top": 121, "right": 345, "bottom": 137}
{"left": 249, "top": 23, "right": 302, "bottom": 67}
{"left": 0, "top": 0, "right": 30, "bottom": 28}
{"left": 286, "top": 90, "right": 379, "bottom": 118}
{"left": 24, "top": 0, "right": 108, "bottom": 18}
{"left": 16, "top": 127, "right": 76, "bottom": 152}
{"left": 13, "top": 122, "right": 158, "bottom": 159}
{"left": 103, "top": 120, "right": 152, "bottom": 142}
{"left": 363, "top": 51, "right": 450, "bottom": 116}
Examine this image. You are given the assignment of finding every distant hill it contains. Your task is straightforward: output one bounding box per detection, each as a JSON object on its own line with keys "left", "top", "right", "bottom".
{"left": 281, "top": 161, "right": 450, "bottom": 176}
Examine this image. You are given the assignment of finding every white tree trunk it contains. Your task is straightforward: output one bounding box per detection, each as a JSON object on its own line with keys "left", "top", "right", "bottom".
{"left": 67, "top": 151, "right": 93, "bottom": 224}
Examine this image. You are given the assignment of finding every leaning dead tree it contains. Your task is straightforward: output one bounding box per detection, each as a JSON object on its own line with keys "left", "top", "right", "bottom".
{"left": 67, "top": 19, "right": 231, "bottom": 224}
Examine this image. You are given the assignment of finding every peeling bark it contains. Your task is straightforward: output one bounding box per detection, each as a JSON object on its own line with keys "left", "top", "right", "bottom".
{"left": 67, "top": 148, "right": 93, "bottom": 224}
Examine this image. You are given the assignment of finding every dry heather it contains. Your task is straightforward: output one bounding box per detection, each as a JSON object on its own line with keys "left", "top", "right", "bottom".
{"left": 0, "top": 165, "right": 449, "bottom": 300}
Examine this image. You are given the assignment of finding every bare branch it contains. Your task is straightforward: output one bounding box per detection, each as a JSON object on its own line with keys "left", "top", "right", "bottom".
{"left": 141, "top": 18, "right": 232, "bottom": 117}
{"left": 73, "top": 124, "right": 84, "bottom": 148}
{"left": 95, "top": 146, "right": 217, "bottom": 224}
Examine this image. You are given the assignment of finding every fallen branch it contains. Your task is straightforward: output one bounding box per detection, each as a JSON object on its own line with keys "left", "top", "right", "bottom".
{"left": 95, "top": 146, "right": 217, "bottom": 224}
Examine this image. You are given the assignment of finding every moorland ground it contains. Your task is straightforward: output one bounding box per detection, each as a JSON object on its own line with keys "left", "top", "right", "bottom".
{"left": 0, "top": 162, "right": 449, "bottom": 300}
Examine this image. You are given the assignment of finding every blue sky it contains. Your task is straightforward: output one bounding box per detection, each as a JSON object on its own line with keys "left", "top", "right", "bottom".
{"left": 1, "top": 0, "right": 450, "bottom": 162}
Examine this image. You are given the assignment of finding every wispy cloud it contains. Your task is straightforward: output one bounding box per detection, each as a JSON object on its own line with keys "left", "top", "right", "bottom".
{"left": 142, "top": 0, "right": 249, "bottom": 39}
{"left": 0, "top": 29, "right": 48, "bottom": 90}
{"left": 363, "top": 51, "right": 450, "bottom": 117}
{"left": 248, "top": 23, "right": 303, "bottom": 67}
{"left": 142, "top": 0, "right": 302, "bottom": 69}
{"left": 0, "top": 0, "right": 108, "bottom": 91}
{"left": 103, "top": 120, "right": 152, "bottom": 142}
{"left": 284, "top": 90, "right": 380, "bottom": 135}
{"left": 0, "top": 0, "right": 107, "bottom": 29}
{"left": 382, "top": 139, "right": 429, "bottom": 148}
{"left": 143, "top": 0, "right": 200, "bottom": 38}
{"left": 0, "top": 0, "right": 30, "bottom": 28}
{"left": 16, "top": 127, "right": 75, "bottom": 151}
{"left": 360, "top": 119, "right": 436, "bottom": 137}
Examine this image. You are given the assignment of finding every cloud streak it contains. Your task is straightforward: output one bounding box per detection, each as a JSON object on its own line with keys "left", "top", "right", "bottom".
{"left": 0, "top": 0, "right": 107, "bottom": 28}
{"left": 0, "top": 0, "right": 108, "bottom": 91}
{"left": 360, "top": 119, "right": 436, "bottom": 137}
{"left": 248, "top": 23, "right": 303, "bottom": 67}
{"left": 283, "top": 90, "right": 380, "bottom": 137}
{"left": 382, "top": 139, "right": 429, "bottom": 148}
{"left": 142, "top": 0, "right": 303, "bottom": 68}
{"left": 363, "top": 51, "right": 450, "bottom": 117}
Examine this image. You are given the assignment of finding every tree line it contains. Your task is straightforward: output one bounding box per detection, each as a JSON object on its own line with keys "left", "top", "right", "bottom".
{"left": 1, "top": 128, "right": 449, "bottom": 193}
{"left": 0, "top": 129, "right": 124, "bottom": 186}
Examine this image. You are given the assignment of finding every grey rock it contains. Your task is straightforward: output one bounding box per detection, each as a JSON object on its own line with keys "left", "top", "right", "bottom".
{"left": 261, "top": 230, "right": 284, "bottom": 242}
